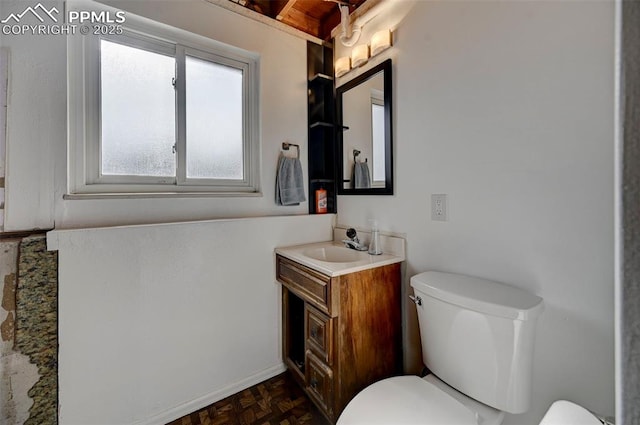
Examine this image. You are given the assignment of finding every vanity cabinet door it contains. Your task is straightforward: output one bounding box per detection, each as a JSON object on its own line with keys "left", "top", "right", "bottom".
{"left": 306, "top": 350, "right": 334, "bottom": 416}
{"left": 305, "top": 304, "right": 334, "bottom": 365}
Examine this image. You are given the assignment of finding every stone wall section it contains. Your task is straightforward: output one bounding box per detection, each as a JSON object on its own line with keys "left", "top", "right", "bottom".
{"left": 0, "top": 235, "right": 57, "bottom": 424}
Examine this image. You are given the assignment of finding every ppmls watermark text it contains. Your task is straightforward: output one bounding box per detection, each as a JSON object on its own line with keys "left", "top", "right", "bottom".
{"left": 1, "top": 3, "right": 126, "bottom": 36}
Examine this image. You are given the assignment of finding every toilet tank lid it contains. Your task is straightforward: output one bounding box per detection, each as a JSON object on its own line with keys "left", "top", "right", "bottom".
{"left": 410, "top": 271, "right": 544, "bottom": 321}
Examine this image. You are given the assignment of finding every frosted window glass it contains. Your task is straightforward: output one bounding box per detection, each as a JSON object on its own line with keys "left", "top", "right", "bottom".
{"left": 371, "top": 103, "right": 386, "bottom": 182}
{"left": 100, "top": 40, "right": 176, "bottom": 177}
{"left": 186, "top": 56, "right": 243, "bottom": 180}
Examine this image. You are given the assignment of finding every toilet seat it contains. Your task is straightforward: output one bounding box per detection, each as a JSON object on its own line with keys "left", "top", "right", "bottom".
{"left": 337, "top": 375, "right": 504, "bottom": 425}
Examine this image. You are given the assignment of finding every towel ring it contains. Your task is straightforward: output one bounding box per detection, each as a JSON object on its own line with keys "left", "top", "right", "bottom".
{"left": 353, "top": 149, "right": 361, "bottom": 163}
{"left": 282, "top": 142, "right": 300, "bottom": 159}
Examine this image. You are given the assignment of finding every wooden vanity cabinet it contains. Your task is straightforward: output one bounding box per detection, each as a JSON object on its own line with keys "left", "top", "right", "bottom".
{"left": 276, "top": 254, "right": 402, "bottom": 423}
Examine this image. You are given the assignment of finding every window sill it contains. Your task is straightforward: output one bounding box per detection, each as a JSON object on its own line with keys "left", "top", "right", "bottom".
{"left": 64, "top": 191, "right": 263, "bottom": 200}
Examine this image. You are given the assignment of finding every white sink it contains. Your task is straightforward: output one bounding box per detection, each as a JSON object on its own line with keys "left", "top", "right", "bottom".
{"left": 275, "top": 239, "right": 405, "bottom": 277}
{"left": 302, "top": 246, "right": 367, "bottom": 263}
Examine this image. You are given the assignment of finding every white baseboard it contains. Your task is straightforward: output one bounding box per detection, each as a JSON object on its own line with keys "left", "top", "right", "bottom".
{"left": 134, "top": 363, "right": 287, "bottom": 425}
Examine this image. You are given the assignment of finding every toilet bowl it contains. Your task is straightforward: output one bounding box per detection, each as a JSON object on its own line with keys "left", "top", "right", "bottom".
{"left": 337, "top": 374, "right": 504, "bottom": 425}
{"left": 338, "top": 386, "right": 604, "bottom": 425}
{"left": 337, "top": 271, "right": 545, "bottom": 425}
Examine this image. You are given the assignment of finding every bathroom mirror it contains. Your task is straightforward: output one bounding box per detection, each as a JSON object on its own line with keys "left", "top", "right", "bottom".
{"left": 336, "top": 59, "right": 392, "bottom": 195}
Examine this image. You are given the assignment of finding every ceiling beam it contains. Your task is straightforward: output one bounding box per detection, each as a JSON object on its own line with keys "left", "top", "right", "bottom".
{"left": 281, "top": 6, "right": 321, "bottom": 38}
{"left": 276, "top": 0, "right": 298, "bottom": 21}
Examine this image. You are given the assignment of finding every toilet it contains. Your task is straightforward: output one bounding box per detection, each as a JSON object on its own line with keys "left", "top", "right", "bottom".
{"left": 338, "top": 271, "right": 545, "bottom": 425}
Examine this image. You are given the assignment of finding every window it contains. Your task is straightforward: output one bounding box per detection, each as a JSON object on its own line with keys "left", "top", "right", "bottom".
{"left": 370, "top": 90, "right": 385, "bottom": 187}
{"left": 184, "top": 54, "right": 244, "bottom": 181}
{"left": 68, "top": 5, "right": 260, "bottom": 196}
{"left": 100, "top": 39, "right": 176, "bottom": 180}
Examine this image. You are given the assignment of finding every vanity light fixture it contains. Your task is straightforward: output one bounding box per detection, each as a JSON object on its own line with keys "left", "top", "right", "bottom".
{"left": 351, "top": 44, "right": 369, "bottom": 67}
{"left": 335, "top": 56, "right": 351, "bottom": 77}
{"left": 371, "top": 29, "right": 392, "bottom": 56}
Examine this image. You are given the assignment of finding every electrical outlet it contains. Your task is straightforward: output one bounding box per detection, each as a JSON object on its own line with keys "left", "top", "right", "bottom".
{"left": 431, "top": 194, "right": 448, "bottom": 221}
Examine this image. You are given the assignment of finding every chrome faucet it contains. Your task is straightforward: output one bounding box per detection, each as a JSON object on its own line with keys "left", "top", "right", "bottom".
{"left": 342, "top": 228, "right": 368, "bottom": 251}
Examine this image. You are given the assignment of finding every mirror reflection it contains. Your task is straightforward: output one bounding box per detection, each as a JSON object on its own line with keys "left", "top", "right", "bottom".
{"left": 337, "top": 59, "right": 392, "bottom": 195}
{"left": 342, "top": 72, "right": 384, "bottom": 189}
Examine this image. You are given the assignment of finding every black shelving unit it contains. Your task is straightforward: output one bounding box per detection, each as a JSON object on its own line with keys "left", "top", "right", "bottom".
{"left": 307, "top": 42, "right": 337, "bottom": 214}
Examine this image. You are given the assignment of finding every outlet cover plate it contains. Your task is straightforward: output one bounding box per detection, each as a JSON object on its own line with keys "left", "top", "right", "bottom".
{"left": 431, "top": 194, "right": 448, "bottom": 221}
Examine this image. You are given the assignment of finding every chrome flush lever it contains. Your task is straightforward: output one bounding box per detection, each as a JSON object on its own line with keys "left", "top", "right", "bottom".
{"left": 409, "top": 294, "right": 422, "bottom": 306}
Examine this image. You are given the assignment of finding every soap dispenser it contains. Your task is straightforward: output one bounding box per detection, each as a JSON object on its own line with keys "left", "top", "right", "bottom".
{"left": 368, "top": 220, "right": 382, "bottom": 255}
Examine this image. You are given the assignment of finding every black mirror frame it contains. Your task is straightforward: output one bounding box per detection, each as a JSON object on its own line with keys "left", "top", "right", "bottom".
{"left": 336, "top": 59, "right": 393, "bottom": 195}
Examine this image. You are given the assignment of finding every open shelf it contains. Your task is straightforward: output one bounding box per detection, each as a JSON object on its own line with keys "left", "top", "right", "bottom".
{"left": 307, "top": 42, "right": 337, "bottom": 214}
{"left": 309, "top": 73, "right": 334, "bottom": 85}
{"left": 310, "top": 121, "right": 334, "bottom": 129}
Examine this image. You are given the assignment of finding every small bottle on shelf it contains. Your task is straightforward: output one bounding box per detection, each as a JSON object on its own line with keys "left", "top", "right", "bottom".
{"left": 315, "top": 187, "right": 328, "bottom": 214}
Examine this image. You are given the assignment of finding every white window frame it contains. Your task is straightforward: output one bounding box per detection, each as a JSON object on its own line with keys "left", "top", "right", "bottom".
{"left": 67, "top": 0, "right": 260, "bottom": 197}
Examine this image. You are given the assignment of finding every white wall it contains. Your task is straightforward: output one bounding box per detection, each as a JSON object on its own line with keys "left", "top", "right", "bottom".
{"left": 1, "top": 0, "right": 63, "bottom": 231}
{"left": 1, "top": 0, "right": 309, "bottom": 231}
{"left": 48, "top": 214, "right": 334, "bottom": 424}
{"left": 2, "top": 2, "right": 336, "bottom": 424}
{"left": 336, "top": 1, "right": 615, "bottom": 424}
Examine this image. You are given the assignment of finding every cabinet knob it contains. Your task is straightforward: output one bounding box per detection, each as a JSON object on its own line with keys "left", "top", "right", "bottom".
{"left": 310, "top": 328, "right": 318, "bottom": 339}
{"left": 310, "top": 377, "right": 318, "bottom": 389}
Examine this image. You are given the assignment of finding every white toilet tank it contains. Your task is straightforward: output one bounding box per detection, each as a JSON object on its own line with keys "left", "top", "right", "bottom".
{"left": 411, "top": 271, "right": 544, "bottom": 414}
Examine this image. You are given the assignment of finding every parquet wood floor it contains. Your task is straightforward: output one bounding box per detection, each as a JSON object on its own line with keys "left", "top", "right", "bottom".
{"left": 166, "top": 372, "right": 331, "bottom": 425}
